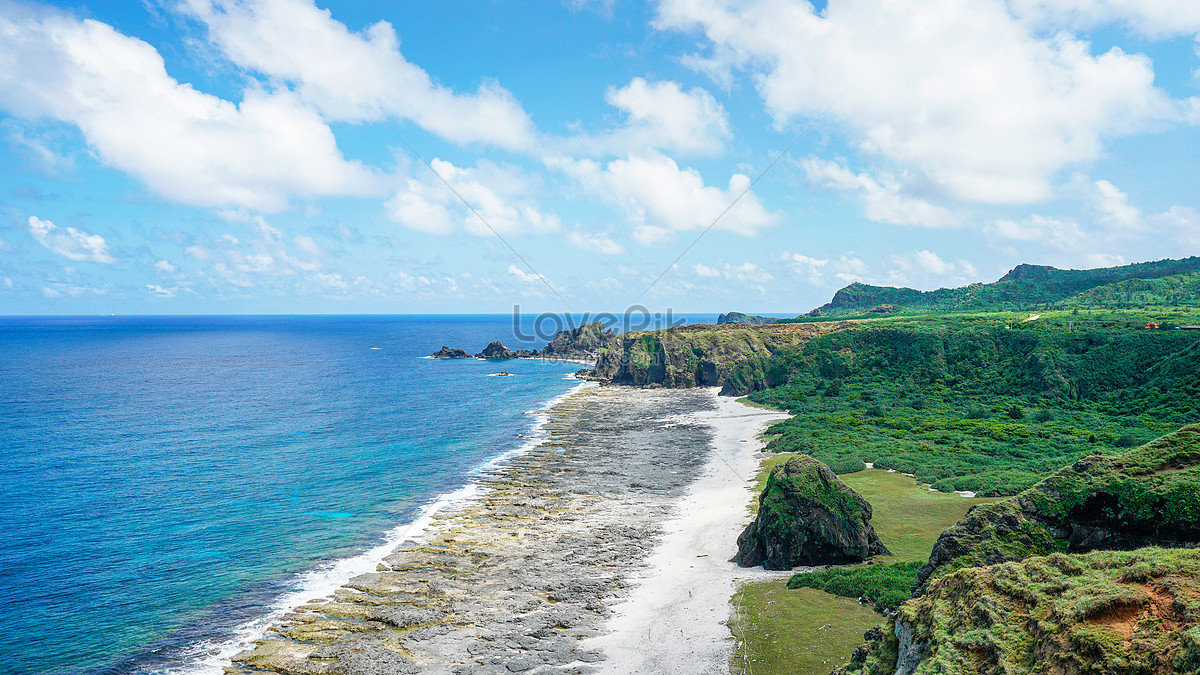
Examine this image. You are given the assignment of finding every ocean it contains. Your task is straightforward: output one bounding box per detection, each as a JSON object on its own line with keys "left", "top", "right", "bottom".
{"left": 0, "top": 314, "right": 715, "bottom": 674}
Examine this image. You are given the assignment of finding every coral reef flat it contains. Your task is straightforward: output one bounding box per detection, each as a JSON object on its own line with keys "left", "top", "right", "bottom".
{"left": 227, "top": 385, "right": 780, "bottom": 675}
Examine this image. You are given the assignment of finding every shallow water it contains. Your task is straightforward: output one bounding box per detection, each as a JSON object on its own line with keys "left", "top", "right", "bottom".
{"left": 0, "top": 315, "right": 598, "bottom": 675}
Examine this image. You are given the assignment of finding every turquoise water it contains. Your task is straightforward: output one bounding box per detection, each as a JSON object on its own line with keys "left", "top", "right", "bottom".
{"left": 0, "top": 315, "right": 611, "bottom": 674}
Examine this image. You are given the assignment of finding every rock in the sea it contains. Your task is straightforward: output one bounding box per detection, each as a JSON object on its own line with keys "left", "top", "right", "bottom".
{"left": 539, "top": 321, "right": 616, "bottom": 362}
{"left": 474, "top": 341, "right": 535, "bottom": 359}
{"left": 734, "top": 455, "right": 889, "bottom": 570}
{"left": 430, "top": 345, "right": 470, "bottom": 359}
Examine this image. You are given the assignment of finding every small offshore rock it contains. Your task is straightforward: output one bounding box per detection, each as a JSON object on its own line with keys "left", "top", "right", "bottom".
{"left": 431, "top": 345, "right": 471, "bottom": 359}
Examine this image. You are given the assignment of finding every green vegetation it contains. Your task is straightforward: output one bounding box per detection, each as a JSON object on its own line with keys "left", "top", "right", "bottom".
{"left": 792, "top": 257, "right": 1200, "bottom": 316}
{"left": 913, "top": 425, "right": 1200, "bottom": 591}
{"left": 734, "top": 467, "right": 1000, "bottom": 674}
{"left": 846, "top": 547, "right": 1200, "bottom": 674}
{"left": 746, "top": 320, "right": 1200, "bottom": 495}
{"left": 787, "top": 562, "right": 922, "bottom": 612}
{"left": 729, "top": 583, "right": 881, "bottom": 675}
{"left": 839, "top": 469, "right": 1001, "bottom": 562}
{"left": 760, "top": 455, "right": 864, "bottom": 522}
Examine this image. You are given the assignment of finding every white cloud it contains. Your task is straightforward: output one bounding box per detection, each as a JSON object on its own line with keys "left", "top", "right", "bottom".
{"left": 1154, "top": 206, "right": 1200, "bottom": 246}
{"left": 568, "top": 230, "right": 625, "bottom": 255}
{"left": 1009, "top": 0, "right": 1200, "bottom": 39}
{"left": 693, "top": 261, "right": 773, "bottom": 283}
{"left": 0, "top": 9, "right": 381, "bottom": 211}
{"left": 181, "top": 0, "right": 536, "bottom": 151}
{"left": 561, "top": 78, "right": 731, "bottom": 156}
{"left": 154, "top": 260, "right": 178, "bottom": 273}
{"left": 2, "top": 276, "right": 12, "bottom": 289}
{"left": 508, "top": 264, "right": 547, "bottom": 283}
{"left": 147, "top": 284, "right": 177, "bottom": 298}
{"left": 802, "top": 158, "right": 958, "bottom": 228}
{"left": 0, "top": 237, "right": 12, "bottom": 252}
{"left": 293, "top": 235, "right": 324, "bottom": 257}
{"left": 314, "top": 272, "right": 349, "bottom": 290}
{"left": 1090, "top": 179, "right": 1144, "bottom": 231}
{"left": 42, "top": 286, "right": 61, "bottom": 298}
{"left": 554, "top": 151, "right": 779, "bottom": 244}
{"left": 656, "top": 0, "right": 1190, "bottom": 204}
{"left": 386, "top": 159, "right": 562, "bottom": 237}
{"left": 28, "top": 216, "right": 115, "bottom": 263}
{"left": 990, "top": 214, "right": 1085, "bottom": 250}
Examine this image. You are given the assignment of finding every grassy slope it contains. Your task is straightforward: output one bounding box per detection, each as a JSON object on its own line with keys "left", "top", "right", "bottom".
{"left": 730, "top": 584, "right": 879, "bottom": 675}
{"left": 730, "top": 466, "right": 998, "bottom": 675}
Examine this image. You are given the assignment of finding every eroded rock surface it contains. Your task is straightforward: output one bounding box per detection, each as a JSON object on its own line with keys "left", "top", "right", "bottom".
{"left": 734, "top": 455, "right": 888, "bottom": 570}
{"left": 430, "top": 346, "right": 471, "bottom": 359}
{"left": 227, "top": 387, "right": 715, "bottom": 675}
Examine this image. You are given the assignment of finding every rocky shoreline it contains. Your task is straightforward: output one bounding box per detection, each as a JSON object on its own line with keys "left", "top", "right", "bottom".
{"left": 225, "top": 386, "right": 722, "bottom": 675}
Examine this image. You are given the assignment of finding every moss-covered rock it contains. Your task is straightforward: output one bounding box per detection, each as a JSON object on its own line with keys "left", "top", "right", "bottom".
{"left": 841, "top": 547, "right": 1200, "bottom": 675}
{"left": 735, "top": 455, "right": 890, "bottom": 570}
{"left": 914, "top": 424, "right": 1200, "bottom": 595}
{"left": 583, "top": 323, "right": 843, "bottom": 395}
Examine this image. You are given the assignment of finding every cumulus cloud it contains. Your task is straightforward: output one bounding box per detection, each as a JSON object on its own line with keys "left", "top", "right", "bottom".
{"left": 802, "top": 158, "right": 958, "bottom": 228}
{"left": 181, "top": 0, "right": 536, "bottom": 151}
{"left": 0, "top": 8, "right": 381, "bottom": 211}
{"left": 693, "top": 261, "right": 773, "bottom": 283}
{"left": 561, "top": 78, "right": 731, "bottom": 156}
{"left": 147, "top": 284, "right": 177, "bottom": 298}
{"left": 1009, "top": 0, "right": 1200, "bottom": 38}
{"left": 990, "top": 214, "right": 1086, "bottom": 250}
{"left": 154, "top": 260, "right": 178, "bottom": 273}
{"left": 508, "top": 264, "right": 547, "bottom": 283}
{"left": 27, "top": 216, "right": 115, "bottom": 263}
{"left": 554, "top": 151, "right": 779, "bottom": 244}
{"left": 386, "top": 159, "right": 563, "bottom": 237}
{"left": 568, "top": 230, "right": 625, "bottom": 255}
{"left": 892, "top": 250, "right": 977, "bottom": 280}
{"left": 655, "top": 0, "right": 1192, "bottom": 204}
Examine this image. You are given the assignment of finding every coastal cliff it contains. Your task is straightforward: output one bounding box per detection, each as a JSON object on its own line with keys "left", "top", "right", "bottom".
{"left": 839, "top": 424, "right": 1200, "bottom": 675}
{"left": 735, "top": 455, "right": 889, "bottom": 570}
{"left": 913, "top": 424, "right": 1200, "bottom": 595}
{"left": 580, "top": 323, "right": 841, "bottom": 395}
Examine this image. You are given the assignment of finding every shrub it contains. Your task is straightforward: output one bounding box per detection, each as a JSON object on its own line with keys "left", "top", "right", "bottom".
{"left": 787, "top": 561, "right": 923, "bottom": 613}
{"left": 827, "top": 457, "right": 868, "bottom": 474}
{"left": 1034, "top": 409, "right": 1054, "bottom": 423}
{"left": 1008, "top": 405, "right": 1025, "bottom": 420}
{"left": 866, "top": 403, "right": 886, "bottom": 418}
{"left": 966, "top": 405, "right": 991, "bottom": 419}
{"left": 1115, "top": 433, "right": 1140, "bottom": 448}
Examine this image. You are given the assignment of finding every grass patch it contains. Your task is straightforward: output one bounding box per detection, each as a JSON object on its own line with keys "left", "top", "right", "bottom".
{"left": 730, "top": 583, "right": 880, "bottom": 675}
{"left": 841, "top": 468, "right": 1002, "bottom": 562}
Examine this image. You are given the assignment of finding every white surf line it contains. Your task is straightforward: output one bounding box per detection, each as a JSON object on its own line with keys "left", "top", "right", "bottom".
{"left": 585, "top": 390, "right": 791, "bottom": 674}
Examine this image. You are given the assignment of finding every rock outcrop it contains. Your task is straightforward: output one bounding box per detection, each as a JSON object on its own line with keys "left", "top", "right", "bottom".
{"left": 913, "top": 424, "right": 1200, "bottom": 596}
{"left": 734, "top": 455, "right": 889, "bottom": 570}
{"left": 474, "top": 342, "right": 536, "bottom": 359}
{"left": 716, "top": 311, "right": 776, "bottom": 325}
{"left": 539, "top": 321, "right": 616, "bottom": 362}
{"left": 429, "top": 345, "right": 471, "bottom": 359}
{"left": 580, "top": 323, "right": 839, "bottom": 395}
{"left": 840, "top": 547, "right": 1200, "bottom": 675}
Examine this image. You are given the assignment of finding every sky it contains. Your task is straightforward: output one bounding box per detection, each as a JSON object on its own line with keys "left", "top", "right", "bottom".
{"left": 1, "top": 0, "right": 1199, "bottom": 315}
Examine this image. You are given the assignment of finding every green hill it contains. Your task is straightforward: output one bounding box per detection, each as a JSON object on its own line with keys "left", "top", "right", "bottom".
{"left": 804, "top": 257, "right": 1200, "bottom": 315}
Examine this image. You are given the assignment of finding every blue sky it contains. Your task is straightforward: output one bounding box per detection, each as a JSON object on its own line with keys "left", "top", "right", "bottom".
{"left": 1, "top": 0, "right": 1199, "bottom": 315}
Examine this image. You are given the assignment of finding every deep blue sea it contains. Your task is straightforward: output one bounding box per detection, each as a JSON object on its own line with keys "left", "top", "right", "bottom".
{"left": 0, "top": 314, "right": 718, "bottom": 674}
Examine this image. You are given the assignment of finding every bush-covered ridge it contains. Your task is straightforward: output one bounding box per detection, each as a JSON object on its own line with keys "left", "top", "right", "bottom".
{"left": 804, "top": 256, "right": 1200, "bottom": 316}
{"left": 787, "top": 561, "right": 922, "bottom": 613}
{"left": 841, "top": 547, "right": 1200, "bottom": 675}
{"left": 747, "top": 322, "right": 1200, "bottom": 496}
{"left": 914, "top": 424, "right": 1200, "bottom": 595}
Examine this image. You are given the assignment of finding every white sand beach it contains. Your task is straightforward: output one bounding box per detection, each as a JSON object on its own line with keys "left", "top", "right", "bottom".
{"left": 586, "top": 391, "right": 792, "bottom": 674}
